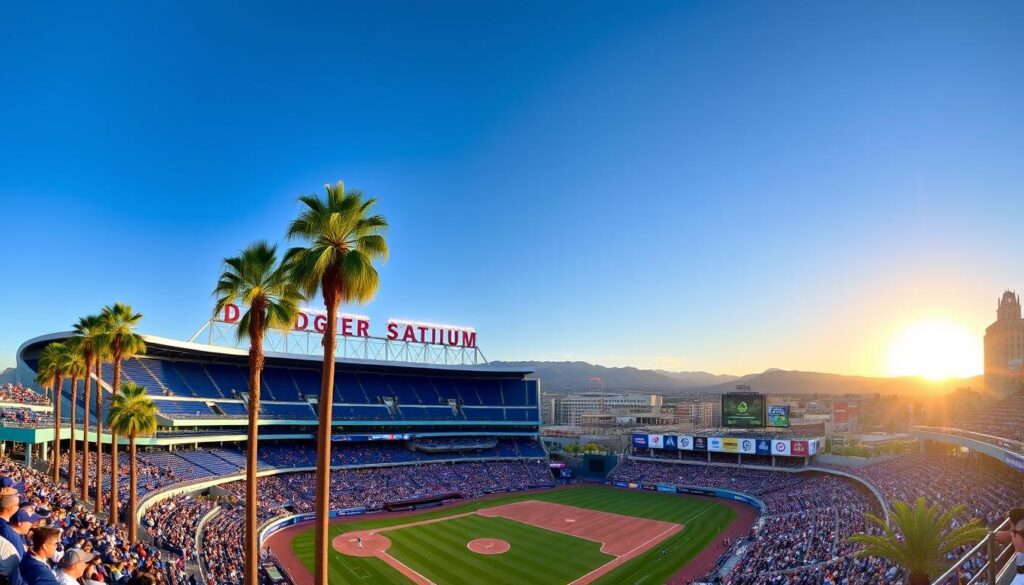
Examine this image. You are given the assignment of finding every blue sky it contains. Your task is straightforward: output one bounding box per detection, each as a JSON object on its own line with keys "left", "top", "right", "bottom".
{"left": 1, "top": 2, "right": 1022, "bottom": 376}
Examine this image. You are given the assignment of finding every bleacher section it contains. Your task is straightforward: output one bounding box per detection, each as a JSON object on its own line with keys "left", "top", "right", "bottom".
{"left": 80, "top": 356, "right": 540, "bottom": 424}
{"left": 261, "top": 402, "right": 316, "bottom": 419}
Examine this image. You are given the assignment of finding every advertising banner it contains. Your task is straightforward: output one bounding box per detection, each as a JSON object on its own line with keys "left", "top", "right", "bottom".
{"left": 648, "top": 434, "right": 665, "bottom": 449}
{"left": 808, "top": 439, "right": 819, "bottom": 455}
{"left": 755, "top": 439, "right": 772, "bottom": 455}
{"left": 1005, "top": 453, "right": 1024, "bottom": 474}
{"left": 663, "top": 435, "right": 678, "bottom": 450}
{"left": 678, "top": 436, "right": 694, "bottom": 450}
{"left": 708, "top": 437, "right": 724, "bottom": 452}
{"left": 772, "top": 440, "right": 791, "bottom": 456}
{"left": 791, "top": 440, "right": 809, "bottom": 457}
{"left": 632, "top": 434, "right": 648, "bottom": 448}
{"left": 721, "top": 438, "right": 739, "bottom": 453}
{"left": 613, "top": 480, "right": 629, "bottom": 488}
{"left": 628, "top": 482, "right": 639, "bottom": 489}
{"left": 656, "top": 484, "right": 677, "bottom": 493}
{"left": 739, "top": 438, "right": 756, "bottom": 454}
{"left": 693, "top": 436, "right": 708, "bottom": 451}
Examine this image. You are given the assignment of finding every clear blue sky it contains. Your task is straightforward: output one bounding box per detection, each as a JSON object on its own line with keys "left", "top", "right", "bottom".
{"left": 2, "top": 2, "right": 1022, "bottom": 376}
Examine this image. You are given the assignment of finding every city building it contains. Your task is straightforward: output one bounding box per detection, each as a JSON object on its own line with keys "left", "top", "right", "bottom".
{"left": 984, "top": 290, "right": 1024, "bottom": 397}
{"left": 548, "top": 392, "right": 662, "bottom": 426}
{"left": 674, "top": 400, "right": 718, "bottom": 429}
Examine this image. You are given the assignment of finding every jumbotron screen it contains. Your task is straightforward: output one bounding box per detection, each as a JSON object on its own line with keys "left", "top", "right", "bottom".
{"left": 722, "top": 393, "right": 766, "bottom": 428}
{"left": 767, "top": 405, "right": 791, "bottom": 428}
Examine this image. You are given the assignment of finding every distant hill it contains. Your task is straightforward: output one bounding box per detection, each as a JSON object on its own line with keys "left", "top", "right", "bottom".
{"left": 0, "top": 368, "right": 15, "bottom": 385}
{"left": 486, "top": 360, "right": 983, "bottom": 396}
{"left": 686, "top": 369, "right": 984, "bottom": 397}
{"left": 487, "top": 361, "right": 738, "bottom": 393}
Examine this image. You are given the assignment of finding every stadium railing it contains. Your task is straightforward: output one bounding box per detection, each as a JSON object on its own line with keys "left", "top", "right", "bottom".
{"left": 930, "top": 518, "right": 1016, "bottom": 585}
{"left": 913, "top": 425, "right": 1024, "bottom": 456}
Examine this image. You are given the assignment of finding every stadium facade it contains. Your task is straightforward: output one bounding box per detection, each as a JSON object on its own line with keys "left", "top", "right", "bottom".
{"left": 12, "top": 314, "right": 543, "bottom": 458}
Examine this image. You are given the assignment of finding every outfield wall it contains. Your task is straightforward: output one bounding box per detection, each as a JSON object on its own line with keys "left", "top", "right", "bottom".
{"left": 608, "top": 479, "right": 766, "bottom": 511}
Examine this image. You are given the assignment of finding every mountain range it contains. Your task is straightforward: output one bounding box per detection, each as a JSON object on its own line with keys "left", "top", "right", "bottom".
{"left": 488, "top": 360, "right": 984, "bottom": 397}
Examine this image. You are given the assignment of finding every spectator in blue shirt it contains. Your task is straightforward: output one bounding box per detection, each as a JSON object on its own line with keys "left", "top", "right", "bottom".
{"left": 18, "top": 525, "right": 58, "bottom": 585}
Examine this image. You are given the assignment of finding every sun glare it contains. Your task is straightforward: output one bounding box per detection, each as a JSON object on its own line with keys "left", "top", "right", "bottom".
{"left": 886, "top": 320, "right": 982, "bottom": 380}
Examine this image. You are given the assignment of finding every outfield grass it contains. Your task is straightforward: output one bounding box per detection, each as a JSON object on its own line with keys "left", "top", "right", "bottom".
{"left": 290, "top": 485, "right": 736, "bottom": 585}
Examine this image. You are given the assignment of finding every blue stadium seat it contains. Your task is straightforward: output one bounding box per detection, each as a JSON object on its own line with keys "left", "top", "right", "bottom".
{"left": 263, "top": 368, "right": 302, "bottom": 401}
{"left": 462, "top": 406, "right": 505, "bottom": 421}
{"left": 203, "top": 364, "right": 249, "bottom": 398}
{"left": 261, "top": 402, "right": 316, "bottom": 419}
{"left": 332, "top": 404, "right": 392, "bottom": 420}
{"left": 171, "top": 362, "right": 223, "bottom": 399}
{"left": 214, "top": 401, "right": 247, "bottom": 416}
{"left": 474, "top": 379, "right": 503, "bottom": 405}
{"left": 152, "top": 399, "right": 217, "bottom": 418}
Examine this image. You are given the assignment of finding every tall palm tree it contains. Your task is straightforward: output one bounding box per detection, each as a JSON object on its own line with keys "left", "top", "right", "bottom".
{"left": 72, "top": 314, "right": 104, "bottom": 504}
{"left": 92, "top": 333, "right": 112, "bottom": 514}
{"left": 213, "top": 241, "right": 302, "bottom": 585}
{"left": 848, "top": 498, "right": 988, "bottom": 585}
{"left": 36, "top": 342, "right": 65, "bottom": 482}
{"left": 106, "top": 383, "right": 156, "bottom": 542}
{"left": 97, "top": 302, "right": 146, "bottom": 526}
{"left": 60, "top": 339, "right": 87, "bottom": 493}
{"left": 285, "top": 180, "right": 388, "bottom": 584}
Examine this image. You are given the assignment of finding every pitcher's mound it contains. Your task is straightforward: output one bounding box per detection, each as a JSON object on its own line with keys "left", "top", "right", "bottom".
{"left": 333, "top": 531, "right": 391, "bottom": 557}
{"left": 467, "top": 538, "right": 510, "bottom": 555}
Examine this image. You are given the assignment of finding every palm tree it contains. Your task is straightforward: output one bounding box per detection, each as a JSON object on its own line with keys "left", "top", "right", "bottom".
{"left": 35, "top": 342, "right": 65, "bottom": 482}
{"left": 94, "top": 341, "right": 111, "bottom": 514}
{"left": 72, "top": 314, "right": 104, "bottom": 504}
{"left": 285, "top": 180, "right": 388, "bottom": 584}
{"left": 106, "top": 383, "right": 156, "bottom": 542}
{"left": 847, "top": 498, "right": 988, "bottom": 585}
{"left": 60, "top": 339, "right": 87, "bottom": 493}
{"left": 97, "top": 302, "right": 146, "bottom": 526}
{"left": 213, "top": 241, "right": 301, "bottom": 585}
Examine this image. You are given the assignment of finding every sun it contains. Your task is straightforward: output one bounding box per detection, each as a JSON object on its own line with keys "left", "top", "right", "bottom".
{"left": 886, "top": 320, "right": 981, "bottom": 380}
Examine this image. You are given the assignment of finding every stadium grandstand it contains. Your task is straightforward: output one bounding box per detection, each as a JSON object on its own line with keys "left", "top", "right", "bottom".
{"left": 3, "top": 327, "right": 1024, "bottom": 584}
{"left": 5, "top": 329, "right": 553, "bottom": 585}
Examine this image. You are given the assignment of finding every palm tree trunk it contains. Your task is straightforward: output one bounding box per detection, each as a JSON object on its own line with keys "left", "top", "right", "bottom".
{"left": 245, "top": 316, "right": 265, "bottom": 585}
{"left": 110, "top": 353, "right": 122, "bottom": 526}
{"left": 95, "top": 360, "right": 104, "bottom": 515}
{"left": 68, "top": 375, "right": 77, "bottom": 493}
{"left": 52, "top": 376, "right": 62, "bottom": 484}
{"left": 313, "top": 290, "right": 339, "bottom": 585}
{"left": 81, "top": 355, "right": 91, "bottom": 503}
{"left": 128, "top": 435, "right": 137, "bottom": 542}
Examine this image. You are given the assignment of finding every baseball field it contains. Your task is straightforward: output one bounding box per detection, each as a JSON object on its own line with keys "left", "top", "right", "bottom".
{"left": 266, "top": 485, "right": 755, "bottom": 585}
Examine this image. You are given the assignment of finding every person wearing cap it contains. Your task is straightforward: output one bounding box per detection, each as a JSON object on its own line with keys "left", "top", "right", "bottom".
{"left": 0, "top": 479, "right": 23, "bottom": 498}
{"left": 995, "top": 508, "right": 1024, "bottom": 584}
{"left": 54, "top": 549, "right": 92, "bottom": 585}
{"left": 0, "top": 495, "right": 23, "bottom": 560}
{"left": 18, "top": 525, "right": 58, "bottom": 585}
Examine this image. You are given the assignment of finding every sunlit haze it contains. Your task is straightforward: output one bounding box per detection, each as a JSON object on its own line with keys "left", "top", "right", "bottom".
{"left": 885, "top": 320, "right": 982, "bottom": 380}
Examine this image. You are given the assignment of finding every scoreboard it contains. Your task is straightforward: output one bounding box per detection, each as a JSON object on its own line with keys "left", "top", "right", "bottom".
{"left": 722, "top": 393, "right": 766, "bottom": 428}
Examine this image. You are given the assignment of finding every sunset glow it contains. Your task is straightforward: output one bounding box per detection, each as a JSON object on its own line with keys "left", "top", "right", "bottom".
{"left": 886, "top": 320, "right": 982, "bottom": 380}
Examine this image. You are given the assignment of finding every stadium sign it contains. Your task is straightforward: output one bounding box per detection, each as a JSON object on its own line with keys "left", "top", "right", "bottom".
{"left": 1005, "top": 453, "right": 1024, "bottom": 474}
{"left": 772, "top": 440, "right": 791, "bottom": 456}
{"left": 218, "top": 304, "right": 477, "bottom": 348}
